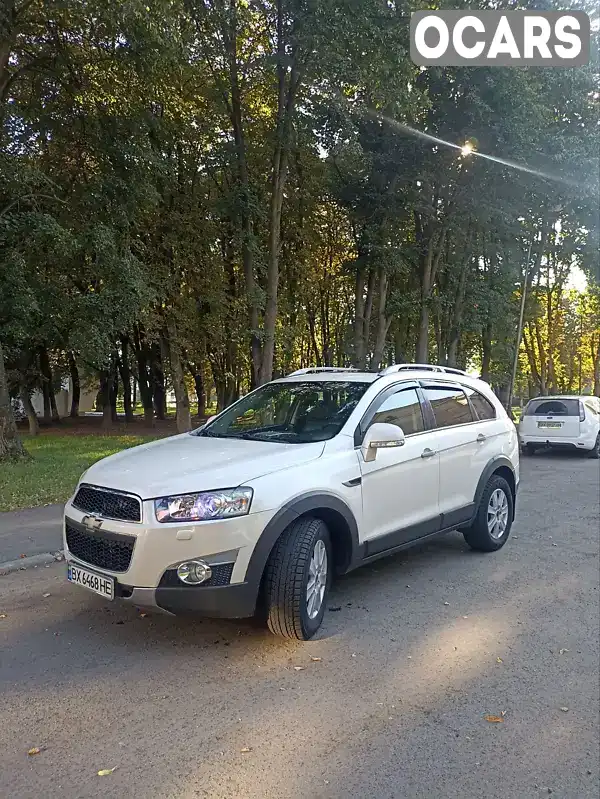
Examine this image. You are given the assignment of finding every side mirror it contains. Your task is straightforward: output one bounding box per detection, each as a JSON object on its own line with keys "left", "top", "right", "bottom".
{"left": 361, "top": 422, "right": 405, "bottom": 462}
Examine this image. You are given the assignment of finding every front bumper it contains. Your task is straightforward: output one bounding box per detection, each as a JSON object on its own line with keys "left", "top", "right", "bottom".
{"left": 64, "top": 499, "right": 276, "bottom": 617}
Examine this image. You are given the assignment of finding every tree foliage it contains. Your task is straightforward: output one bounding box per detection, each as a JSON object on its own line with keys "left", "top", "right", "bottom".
{"left": 1, "top": 0, "right": 598, "bottom": 456}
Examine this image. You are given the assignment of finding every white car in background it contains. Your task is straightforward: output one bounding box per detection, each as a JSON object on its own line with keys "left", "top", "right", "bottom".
{"left": 519, "top": 395, "right": 600, "bottom": 458}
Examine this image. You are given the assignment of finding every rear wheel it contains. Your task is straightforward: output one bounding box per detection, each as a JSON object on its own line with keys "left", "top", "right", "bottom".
{"left": 587, "top": 433, "right": 600, "bottom": 459}
{"left": 264, "top": 516, "right": 331, "bottom": 640}
{"left": 463, "top": 475, "right": 514, "bottom": 552}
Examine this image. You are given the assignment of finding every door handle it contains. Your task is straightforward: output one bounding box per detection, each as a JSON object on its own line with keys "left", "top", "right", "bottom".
{"left": 421, "top": 448, "right": 437, "bottom": 459}
{"left": 476, "top": 433, "right": 487, "bottom": 443}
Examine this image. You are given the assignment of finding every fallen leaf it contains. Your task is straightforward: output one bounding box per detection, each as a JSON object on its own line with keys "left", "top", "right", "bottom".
{"left": 27, "top": 747, "right": 44, "bottom": 756}
{"left": 497, "top": 657, "right": 503, "bottom": 663}
{"left": 329, "top": 606, "right": 341, "bottom": 612}
{"left": 293, "top": 666, "right": 304, "bottom": 671}
{"left": 0, "top": 614, "right": 6, "bottom": 619}
{"left": 43, "top": 593, "right": 51, "bottom": 598}
{"left": 443, "top": 602, "right": 450, "bottom": 606}
{"left": 552, "top": 543, "right": 558, "bottom": 547}
{"left": 139, "top": 613, "right": 148, "bottom": 618}
{"left": 310, "top": 656, "right": 322, "bottom": 662}
{"left": 484, "top": 715, "right": 504, "bottom": 723}
{"left": 240, "top": 747, "right": 252, "bottom": 753}
{"left": 97, "top": 767, "right": 118, "bottom": 776}
{"left": 560, "top": 707, "right": 569, "bottom": 712}
{"left": 501, "top": 710, "right": 507, "bottom": 716}
{"left": 559, "top": 648, "right": 569, "bottom": 655}
{"left": 462, "top": 615, "right": 468, "bottom": 619}
{"left": 351, "top": 653, "right": 356, "bottom": 658}
{"left": 19, "top": 554, "right": 26, "bottom": 559}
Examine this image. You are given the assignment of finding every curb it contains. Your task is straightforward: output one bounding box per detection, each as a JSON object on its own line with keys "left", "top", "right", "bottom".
{"left": 0, "top": 551, "right": 65, "bottom": 575}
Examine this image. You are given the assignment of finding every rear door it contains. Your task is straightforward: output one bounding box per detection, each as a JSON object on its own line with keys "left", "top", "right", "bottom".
{"left": 420, "top": 382, "right": 480, "bottom": 526}
{"left": 522, "top": 398, "right": 581, "bottom": 439}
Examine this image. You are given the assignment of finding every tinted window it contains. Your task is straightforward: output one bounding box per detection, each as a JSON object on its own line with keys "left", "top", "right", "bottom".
{"left": 197, "top": 380, "right": 369, "bottom": 443}
{"left": 425, "top": 386, "right": 474, "bottom": 428}
{"left": 464, "top": 387, "right": 496, "bottom": 421}
{"left": 371, "top": 388, "right": 424, "bottom": 436}
{"left": 525, "top": 399, "right": 579, "bottom": 416}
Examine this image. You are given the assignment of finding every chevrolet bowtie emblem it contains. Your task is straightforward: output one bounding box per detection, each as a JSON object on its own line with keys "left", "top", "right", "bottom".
{"left": 82, "top": 515, "right": 103, "bottom": 530}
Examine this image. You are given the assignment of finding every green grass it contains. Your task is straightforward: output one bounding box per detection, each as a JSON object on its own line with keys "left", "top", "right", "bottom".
{"left": 0, "top": 434, "right": 159, "bottom": 512}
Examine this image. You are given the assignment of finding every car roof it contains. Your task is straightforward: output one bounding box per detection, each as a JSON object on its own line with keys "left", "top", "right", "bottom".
{"left": 274, "top": 367, "right": 487, "bottom": 389}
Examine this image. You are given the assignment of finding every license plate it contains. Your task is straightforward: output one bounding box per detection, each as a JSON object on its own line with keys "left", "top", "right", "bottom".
{"left": 538, "top": 421, "right": 562, "bottom": 429}
{"left": 67, "top": 562, "right": 115, "bottom": 600}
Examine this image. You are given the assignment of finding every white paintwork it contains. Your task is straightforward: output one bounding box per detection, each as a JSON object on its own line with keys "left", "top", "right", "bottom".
{"left": 519, "top": 395, "right": 600, "bottom": 451}
{"left": 63, "top": 366, "right": 519, "bottom": 606}
{"left": 359, "top": 429, "right": 441, "bottom": 542}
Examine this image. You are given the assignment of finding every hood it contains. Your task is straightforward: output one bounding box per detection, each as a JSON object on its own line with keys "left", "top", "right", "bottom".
{"left": 81, "top": 433, "right": 325, "bottom": 498}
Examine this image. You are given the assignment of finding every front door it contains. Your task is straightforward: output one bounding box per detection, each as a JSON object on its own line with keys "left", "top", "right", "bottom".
{"left": 358, "top": 386, "right": 441, "bottom": 555}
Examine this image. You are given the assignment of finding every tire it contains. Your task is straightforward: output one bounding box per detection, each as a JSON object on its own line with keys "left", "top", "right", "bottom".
{"left": 263, "top": 516, "right": 332, "bottom": 641}
{"left": 463, "top": 475, "right": 514, "bottom": 553}
{"left": 522, "top": 443, "right": 536, "bottom": 456}
{"left": 587, "top": 433, "right": 600, "bottom": 459}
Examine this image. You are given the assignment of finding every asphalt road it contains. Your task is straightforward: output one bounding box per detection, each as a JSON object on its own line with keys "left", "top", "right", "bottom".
{"left": 1, "top": 454, "right": 598, "bottom": 799}
{"left": 0, "top": 504, "right": 63, "bottom": 563}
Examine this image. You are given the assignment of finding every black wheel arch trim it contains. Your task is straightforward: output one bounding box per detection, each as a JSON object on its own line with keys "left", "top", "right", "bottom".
{"left": 242, "top": 492, "right": 360, "bottom": 612}
{"left": 474, "top": 456, "right": 517, "bottom": 519}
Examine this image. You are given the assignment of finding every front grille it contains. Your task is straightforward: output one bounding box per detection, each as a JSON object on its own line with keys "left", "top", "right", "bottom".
{"left": 66, "top": 522, "right": 135, "bottom": 572}
{"left": 73, "top": 484, "right": 141, "bottom": 522}
{"left": 158, "top": 563, "right": 234, "bottom": 588}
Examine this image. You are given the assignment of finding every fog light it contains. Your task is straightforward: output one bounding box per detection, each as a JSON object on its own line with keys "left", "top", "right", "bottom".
{"left": 176, "top": 560, "right": 212, "bottom": 585}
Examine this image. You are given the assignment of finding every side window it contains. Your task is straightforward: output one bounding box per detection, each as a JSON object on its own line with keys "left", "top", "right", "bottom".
{"left": 371, "top": 388, "right": 424, "bottom": 436}
{"left": 464, "top": 387, "right": 496, "bottom": 421}
{"left": 424, "top": 386, "right": 474, "bottom": 428}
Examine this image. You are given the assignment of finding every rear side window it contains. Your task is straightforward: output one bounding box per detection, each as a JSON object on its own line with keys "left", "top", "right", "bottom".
{"left": 424, "top": 386, "right": 474, "bottom": 428}
{"left": 464, "top": 387, "right": 496, "bottom": 421}
{"left": 371, "top": 388, "right": 424, "bottom": 436}
{"left": 525, "top": 399, "right": 580, "bottom": 416}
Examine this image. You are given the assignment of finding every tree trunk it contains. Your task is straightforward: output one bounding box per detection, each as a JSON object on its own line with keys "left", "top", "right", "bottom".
{"left": 110, "top": 364, "right": 118, "bottom": 423}
{"left": 132, "top": 329, "right": 155, "bottom": 426}
{"left": 189, "top": 363, "right": 206, "bottom": 418}
{"left": 371, "top": 268, "right": 390, "bottom": 370}
{"left": 20, "top": 386, "right": 39, "bottom": 436}
{"left": 0, "top": 339, "right": 29, "bottom": 460}
{"left": 98, "top": 370, "right": 113, "bottom": 429}
{"left": 481, "top": 322, "right": 492, "bottom": 383}
{"left": 68, "top": 351, "right": 80, "bottom": 418}
{"left": 117, "top": 337, "right": 134, "bottom": 422}
{"left": 39, "top": 347, "right": 60, "bottom": 423}
{"left": 150, "top": 344, "right": 166, "bottom": 420}
{"left": 167, "top": 323, "right": 191, "bottom": 433}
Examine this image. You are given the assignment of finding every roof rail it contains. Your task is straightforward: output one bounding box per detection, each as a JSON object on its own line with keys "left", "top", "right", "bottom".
{"left": 378, "top": 363, "right": 468, "bottom": 377}
{"left": 287, "top": 366, "right": 359, "bottom": 377}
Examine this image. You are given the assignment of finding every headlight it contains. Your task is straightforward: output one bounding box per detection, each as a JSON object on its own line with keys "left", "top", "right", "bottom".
{"left": 154, "top": 487, "right": 253, "bottom": 523}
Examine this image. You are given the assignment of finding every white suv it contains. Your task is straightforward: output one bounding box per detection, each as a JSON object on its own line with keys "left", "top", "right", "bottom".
{"left": 519, "top": 395, "right": 600, "bottom": 458}
{"left": 63, "top": 364, "right": 520, "bottom": 640}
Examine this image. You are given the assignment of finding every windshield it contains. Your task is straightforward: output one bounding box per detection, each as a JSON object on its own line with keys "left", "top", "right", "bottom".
{"left": 196, "top": 381, "right": 370, "bottom": 443}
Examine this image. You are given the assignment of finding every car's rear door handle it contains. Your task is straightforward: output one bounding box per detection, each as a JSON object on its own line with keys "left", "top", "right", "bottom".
{"left": 421, "top": 448, "right": 437, "bottom": 459}
{"left": 476, "top": 433, "right": 487, "bottom": 443}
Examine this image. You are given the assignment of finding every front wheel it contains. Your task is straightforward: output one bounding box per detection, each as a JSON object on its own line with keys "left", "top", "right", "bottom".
{"left": 263, "top": 516, "right": 331, "bottom": 640}
{"left": 463, "top": 475, "right": 514, "bottom": 552}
